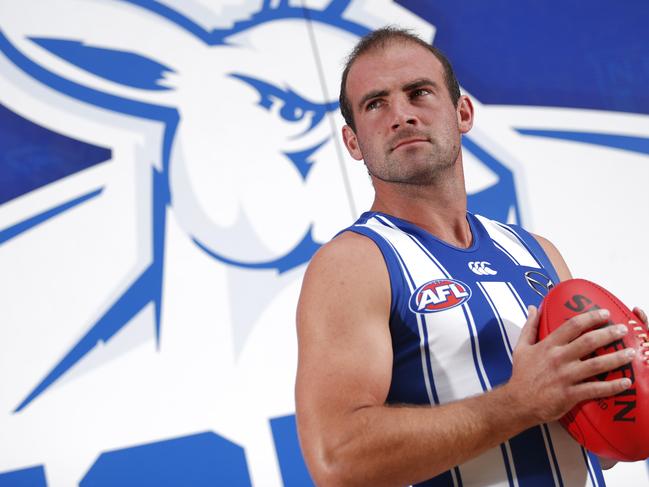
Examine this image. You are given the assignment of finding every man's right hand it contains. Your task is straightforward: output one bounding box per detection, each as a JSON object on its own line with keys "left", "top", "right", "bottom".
{"left": 506, "top": 305, "right": 635, "bottom": 425}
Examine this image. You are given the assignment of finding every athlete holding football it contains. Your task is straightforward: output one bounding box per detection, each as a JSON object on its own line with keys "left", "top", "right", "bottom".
{"left": 296, "top": 27, "right": 648, "bottom": 486}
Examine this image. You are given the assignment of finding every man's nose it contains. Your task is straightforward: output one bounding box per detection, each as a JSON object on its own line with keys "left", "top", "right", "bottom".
{"left": 390, "top": 98, "right": 418, "bottom": 130}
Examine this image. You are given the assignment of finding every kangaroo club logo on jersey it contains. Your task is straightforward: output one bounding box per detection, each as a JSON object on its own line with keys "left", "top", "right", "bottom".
{"left": 409, "top": 279, "right": 472, "bottom": 314}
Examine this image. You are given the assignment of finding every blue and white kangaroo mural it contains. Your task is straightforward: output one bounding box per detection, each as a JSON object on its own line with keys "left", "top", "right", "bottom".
{"left": 0, "top": 1, "right": 525, "bottom": 484}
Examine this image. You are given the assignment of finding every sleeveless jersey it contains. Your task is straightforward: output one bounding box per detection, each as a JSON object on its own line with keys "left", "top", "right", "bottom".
{"left": 344, "top": 211, "right": 606, "bottom": 487}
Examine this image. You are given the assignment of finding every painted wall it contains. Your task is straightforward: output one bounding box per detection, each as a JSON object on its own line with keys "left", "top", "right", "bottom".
{"left": 0, "top": 1, "right": 647, "bottom": 485}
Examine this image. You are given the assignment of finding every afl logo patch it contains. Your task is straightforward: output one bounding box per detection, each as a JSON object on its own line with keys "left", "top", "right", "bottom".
{"left": 409, "top": 279, "right": 472, "bottom": 314}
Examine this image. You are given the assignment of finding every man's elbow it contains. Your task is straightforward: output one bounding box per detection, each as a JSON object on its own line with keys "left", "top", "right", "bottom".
{"left": 298, "top": 427, "right": 361, "bottom": 487}
{"left": 303, "top": 447, "right": 362, "bottom": 487}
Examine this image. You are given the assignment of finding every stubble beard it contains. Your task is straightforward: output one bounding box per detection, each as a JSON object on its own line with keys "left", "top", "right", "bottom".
{"left": 366, "top": 138, "right": 460, "bottom": 186}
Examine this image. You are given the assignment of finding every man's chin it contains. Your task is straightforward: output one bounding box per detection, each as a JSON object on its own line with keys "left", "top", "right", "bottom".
{"left": 371, "top": 171, "right": 439, "bottom": 186}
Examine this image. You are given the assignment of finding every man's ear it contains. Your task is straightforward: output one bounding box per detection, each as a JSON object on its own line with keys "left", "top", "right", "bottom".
{"left": 456, "top": 95, "right": 474, "bottom": 134}
{"left": 342, "top": 125, "right": 363, "bottom": 161}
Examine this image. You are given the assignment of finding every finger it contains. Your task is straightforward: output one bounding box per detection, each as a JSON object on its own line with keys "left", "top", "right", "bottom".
{"left": 546, "top": 309, "right": 610, "bottom": 345}
{"left": 518, "top": 305, "right": 539, "bottom": 346}
{"left": 572, "top": 347, "right": 635, "bottom": 382}
{"left": 632, "top": 306, "right": 648, "bottom": 325}
{"left": 564, "top": 323, "right": 628, "bottom": 360}
{"left": 571, "top": 376, "right": 632, "bottom": 403}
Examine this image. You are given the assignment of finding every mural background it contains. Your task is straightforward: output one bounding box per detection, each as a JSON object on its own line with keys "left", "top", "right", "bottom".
{"left": 0, "top": 0, "right": 648, "bottom": 485}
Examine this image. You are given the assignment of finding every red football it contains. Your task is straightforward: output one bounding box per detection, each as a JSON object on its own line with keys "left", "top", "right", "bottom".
{"left": 538, "top": 278, "right": 649, "bottom": 461}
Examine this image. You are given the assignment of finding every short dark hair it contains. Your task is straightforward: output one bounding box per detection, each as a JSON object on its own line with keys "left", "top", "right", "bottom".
{"left": 339, "top": 26, "right": 461, "bottom": 131}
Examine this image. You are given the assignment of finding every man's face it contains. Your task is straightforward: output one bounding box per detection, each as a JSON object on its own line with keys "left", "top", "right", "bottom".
{"left": 342, "top": 40, "right": 472, "bottom": 185}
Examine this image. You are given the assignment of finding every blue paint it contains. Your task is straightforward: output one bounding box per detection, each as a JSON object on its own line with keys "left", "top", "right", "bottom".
{"left": 0, "top": 465, "right": 47, "bottom": 487}
{"left": 150, "top": 168, "right": 168, "bottom": 345}
{"left": 463, "top": 136, "right": 520, "bottom": 224}
{"left": 0, "top": 103, "right": 110, "bottom": 205}
{"left": 398, "top": 0, "right": 649, "bottom": 115}
{"left": 270, "top": 415, "right": 314, "bottom": 487}
{"left": 231, "top": 74, "right": 338, "bottom": 134}
{"left": 14, "top": 261, "right": 156, "bottom": 412}
{"left": 13, "top": 170, "right": 164, "bottom": 413}
{"left": 284, "top": 140, "right": 327, "bottom": 180}
{"left": 80, "top": 432, "right": 251, "bottom": 486}
{"left": 193, "top": 226, "right": 321, "bottom": 274}
{"left": 2, "top": 0, "right": 366, "bottom": 411}
{"left": 516, "top": 129, "right": 649, "bottom": 156}
{"left": 30, "top": 38, "right": 175, "bottom": 91}
{"left": 127, "top": 0, "right": 368, "bottom": 43}
{"left": 0, "top": 33, "right": 179, "bottom": 140}
{"left": 0, "top": 188, "right": 103, "bottom": 245}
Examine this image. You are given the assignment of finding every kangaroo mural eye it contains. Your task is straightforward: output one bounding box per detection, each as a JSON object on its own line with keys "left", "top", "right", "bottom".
{"left": 230, "top": 73, "right": 337, "bottom": 133}
{"left": 29, "top": 38, "right": 175, "bottom": 91}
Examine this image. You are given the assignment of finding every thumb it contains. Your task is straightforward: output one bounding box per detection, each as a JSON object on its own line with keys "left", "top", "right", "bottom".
{"left": 518, "top": 305, "right": 540, "bottom": 346}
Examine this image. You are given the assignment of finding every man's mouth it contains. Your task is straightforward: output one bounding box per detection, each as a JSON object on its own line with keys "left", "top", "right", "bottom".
{"left": 391, "top": 138, "right": 429, "bottom": 151}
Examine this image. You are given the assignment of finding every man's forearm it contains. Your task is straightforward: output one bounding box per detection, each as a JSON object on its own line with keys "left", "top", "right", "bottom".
{"left": 315, "top": 383, "right": 535, "bottom": 487}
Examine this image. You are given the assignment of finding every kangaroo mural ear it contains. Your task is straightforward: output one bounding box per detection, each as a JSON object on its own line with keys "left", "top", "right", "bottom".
{"left": 29, "top": 38, "right": 175, "bottom": 92}
{"left": 0, "top": 0, "right": 213, "bottom": 105}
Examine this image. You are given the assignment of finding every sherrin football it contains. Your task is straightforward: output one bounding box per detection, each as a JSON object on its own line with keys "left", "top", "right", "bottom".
{"left": 537, "top": 278, "right": 649, "bottom": 461}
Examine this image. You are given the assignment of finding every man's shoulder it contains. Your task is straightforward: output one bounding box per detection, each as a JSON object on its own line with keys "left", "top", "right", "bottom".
{"left": 298, "top": 229, "right": 391, "bottom": 323}
{"left": 307, "top": 229, "right": 385, "bottom": 277}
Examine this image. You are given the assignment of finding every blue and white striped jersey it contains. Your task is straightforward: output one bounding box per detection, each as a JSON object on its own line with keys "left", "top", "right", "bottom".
{"left": 344, "top": 211, "right": 606, "bottom": 487}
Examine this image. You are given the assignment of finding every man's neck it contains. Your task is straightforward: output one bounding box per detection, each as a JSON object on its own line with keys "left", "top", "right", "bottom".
{"left": 369, "top": 177, "right": 472, "bottom": 249}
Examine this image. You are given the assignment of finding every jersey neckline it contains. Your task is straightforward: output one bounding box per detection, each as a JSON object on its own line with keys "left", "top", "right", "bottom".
{"left": 359, "top": 211, "right": 485, "bottom": 254}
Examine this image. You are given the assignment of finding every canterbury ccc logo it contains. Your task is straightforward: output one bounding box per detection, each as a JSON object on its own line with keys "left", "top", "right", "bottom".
{"left": 409, "top": 279, "right": 472, "bottom": 314}
{"left": 468, "top": 261, "right": 497, "bottom": 276}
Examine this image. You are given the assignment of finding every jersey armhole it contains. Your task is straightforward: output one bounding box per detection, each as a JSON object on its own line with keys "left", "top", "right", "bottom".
{"left": 508, "top": 224, "right": 561, "bottom": 284}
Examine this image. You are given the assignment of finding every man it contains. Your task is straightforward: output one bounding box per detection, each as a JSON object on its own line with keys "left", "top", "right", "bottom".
{"left": 296, "top": 27, "right": 646, "bottom": 486}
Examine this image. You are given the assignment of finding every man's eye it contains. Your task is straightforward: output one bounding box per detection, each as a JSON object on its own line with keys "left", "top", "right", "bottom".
{"left": 366, "top": 99, "right": 382, "bottom": 111}
{"left": 411, "top": 88, "right": 430, "bottom": 98}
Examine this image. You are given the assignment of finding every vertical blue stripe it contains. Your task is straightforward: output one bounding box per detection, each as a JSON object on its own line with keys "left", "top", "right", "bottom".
{"left": 459, "top": 304, "right": 488, "bottom": 393}
{"left": 585, "top": 451, "right": 606, "bottom": 487}
{"left": 541, "top": 424, "right": 564, "bottom": 487}
{"left": 463, "top": 287, "right": 512, "bottom": 387}
{"left": 477, "top": 282, "right": 514, "bottom": 356}
{"left": 507, "top": 428, "right": 558, "bottom": 486}
{"left": 581, "top": 448, "right": 597, "bottom": 486}
{"left": 500, "top": 444, "right": 516, "bottom": 487}
{"left": 452, "top": 466, "right": 463, "bottom": 487}
{"left": 469, "top": 283, "right": 556, "bottom": 486}
{"left": 418, "top": 313, "right": 441, "bottom": 405}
